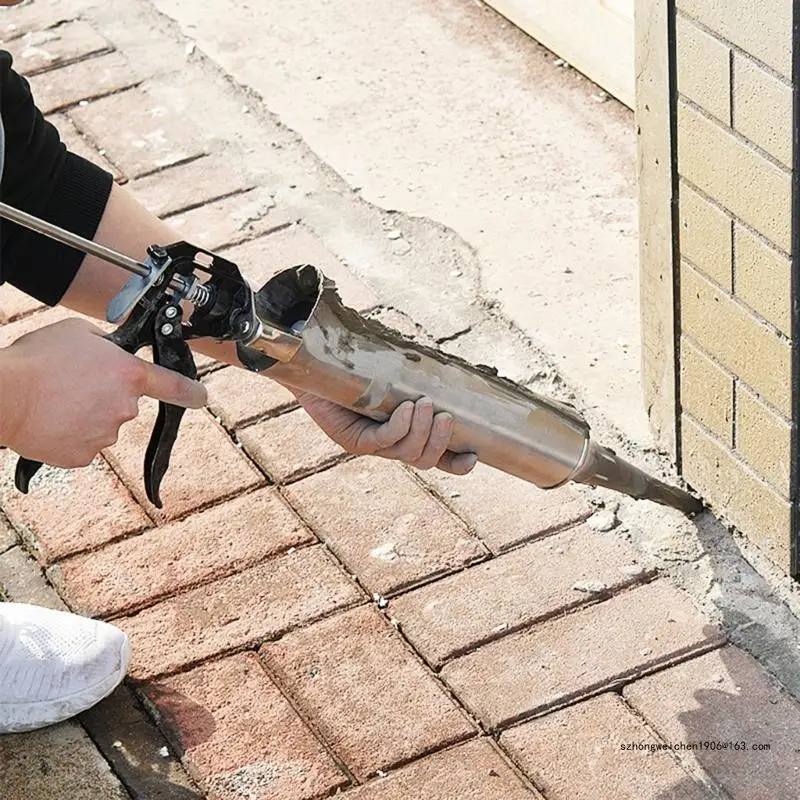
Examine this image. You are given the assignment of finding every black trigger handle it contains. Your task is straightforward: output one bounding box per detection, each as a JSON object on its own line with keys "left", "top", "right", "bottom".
{"left": 14, "top": 457, "right": 42, "bottom": 494}
{"left": 143, "top": 304, "right": 196, "bottom": 509}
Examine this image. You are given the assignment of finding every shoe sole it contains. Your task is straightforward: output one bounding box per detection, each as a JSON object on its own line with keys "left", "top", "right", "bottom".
{"left": 0, "top": 634, "right": 131, "bottom": 735}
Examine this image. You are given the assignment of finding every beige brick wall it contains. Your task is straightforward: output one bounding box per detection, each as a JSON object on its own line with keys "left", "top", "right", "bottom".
{"left": 677, "top": 102, "right": 791, "bottom": 252}
{"left": 676, "top": 0, "right": 792, "bottom": 77}
{"left": 734, "top": 225, "right": 791, "bottom": 337}
{"left": 670, "top": 7, "right": 794, "bottom": 573}
{"left": 735, "top": 384, "right": 792, "bottom": 493}
{"left": 682, "top": 418, "right": 791, "bottom": 570}
{"left": 680, "top": 262, "right": 791, "bottom": 416}
{"left": 732, "top": 55, "right": 792, "bottom": 168}
{"left": 675, "top": 15, "right": 729, "bottom": 124}
{"left": 679, "top": 337, "right": 733, "bottom": 445}
{"left": 678, "top": 182, "right": 732, "bottom": 289}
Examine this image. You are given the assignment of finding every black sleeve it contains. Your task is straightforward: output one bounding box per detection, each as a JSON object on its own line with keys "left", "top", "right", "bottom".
{"left": 0, "top": 49, "right": 114, "bottom": 305}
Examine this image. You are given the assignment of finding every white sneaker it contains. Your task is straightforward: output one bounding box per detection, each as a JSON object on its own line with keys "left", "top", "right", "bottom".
{"left": 0, "top": 602, "right": 130, "bottom": 734}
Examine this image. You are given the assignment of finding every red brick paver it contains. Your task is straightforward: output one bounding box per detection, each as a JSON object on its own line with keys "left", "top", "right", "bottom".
{"left": 224, "top": 226, "right": 380, "bottom": 311}
{"left": 0, "top": 515, "right": 17, "bottom": 554}
{"left": 389, "top": 523, "right": 649, "bottom": 666}
{"left": 0, "top": 2, "right": 74, "bottom": 41}
{"left": 284, "top": 458, "right": 486, "bottom": 595}
{"left": 346, "top": 738, "right": 542, "bottom": 799}
{"left": 624, "top": 645, "right": 800, "bottom": 800}
{"left": 49, "top": 487, "right": 312, "bottom": 617}
{"left": 105, "top": 400, "right": 264, "bottom": 522}
{"left": 28, "top": 50, "right": 140, "bottom": 113}
{"left": 6, "top": 19, "right": 110, "bottom": 76}
{"left": 0, "top": 283, "right": 44, "bottom": 324}
{"left": 143, "top": 652, "right": 347, "bottom": 800}
{"left": 80, "top": 684, "right": 201, "bottom": 799}
{"left": 204, "top": 367, "right": 297, "bottom": 429}
{"left": 119, "top": 546, "right": 361, "bottom": 680}
{"left": 0, "top": 306, "right": 96, "bottom": 348}
{"left": 238, "top": 409, "right": 347, "bottom": 483}
{"left": 417, "top": 462, "right": 592, "bottom": 552}
{"left": 260, "top": 605, "right": 476, "bottom": 779}
{"left": 70, "top": 86, "right": 208, "bottom": 178}
{"left": 500, "top": 692, "right": 710, "bottom": 800}
{"left": 441, "top": 580, "right": 725, "bottom": 729}
{"left": 49, "top": 112, "right": 124, "bottom": 180}
{"left": 0, "top": 451, "right": 149, "bottom": 562}
{"left": 130, "top": 155, "right": 256, "bottom": 218}
{"left": 167, "top": 189, "right": 297, "bottom": 251}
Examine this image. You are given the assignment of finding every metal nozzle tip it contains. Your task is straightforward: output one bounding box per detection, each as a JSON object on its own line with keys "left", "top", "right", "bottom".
{"left": 637, "top": 478, "right": 704, "bottom": 516}
{"left": 575, "top": 442, "right": 703, "bottom": 516}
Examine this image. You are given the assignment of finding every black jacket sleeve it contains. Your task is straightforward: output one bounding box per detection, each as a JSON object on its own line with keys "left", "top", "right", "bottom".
{"left": 0, "top": 50, "right": 114, "bottom": 305}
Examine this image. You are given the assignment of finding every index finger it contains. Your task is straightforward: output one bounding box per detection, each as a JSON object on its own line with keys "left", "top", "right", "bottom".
{"left": 139, "top": 361, "right": 207, "bottom": 409}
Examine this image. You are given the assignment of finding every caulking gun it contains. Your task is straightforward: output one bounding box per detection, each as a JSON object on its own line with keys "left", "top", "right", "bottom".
{"left": 0, "top": 201, "right": 703, "bottom": 515}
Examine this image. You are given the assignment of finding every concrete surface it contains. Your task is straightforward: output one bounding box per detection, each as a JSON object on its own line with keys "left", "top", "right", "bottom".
{"left": 0, "top": 721, "right": 130, "bottom": 800}
{"left": 150, "top": 0, "right": 647, "bottom": 444}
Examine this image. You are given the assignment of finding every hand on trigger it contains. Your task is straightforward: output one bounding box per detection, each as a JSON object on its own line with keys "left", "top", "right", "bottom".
{"left": 0, "top": 318, "right": 207, "bottom": 468}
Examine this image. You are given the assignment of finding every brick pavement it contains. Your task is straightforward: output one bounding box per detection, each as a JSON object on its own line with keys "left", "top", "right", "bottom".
{"left": 1, "top": 3, "right": 800, "bottom": 800}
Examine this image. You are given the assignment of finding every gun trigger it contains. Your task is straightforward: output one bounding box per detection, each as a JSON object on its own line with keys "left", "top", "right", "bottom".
{"left": 14, "top": 456, "right": 42, "bottom": 494}
{"left": 143, "top": 303, "right": 197, "bottom": 508}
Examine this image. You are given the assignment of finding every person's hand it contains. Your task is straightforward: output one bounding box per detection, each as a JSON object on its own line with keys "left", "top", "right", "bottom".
{"left": 0, "top": 318, "right": 207, "bottom": 468}
{"left": 294, "top": 391, "right": 478, "bottom": 475}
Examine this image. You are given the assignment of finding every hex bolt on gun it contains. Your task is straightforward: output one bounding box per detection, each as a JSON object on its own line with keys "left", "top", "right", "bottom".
{"left": 0, "top": 201, "right": 703, "bottom": 515}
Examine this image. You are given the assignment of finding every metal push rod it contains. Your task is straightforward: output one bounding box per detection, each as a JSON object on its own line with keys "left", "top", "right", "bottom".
{"left": 0, "top": 200, "right": 191, "bottom": 296}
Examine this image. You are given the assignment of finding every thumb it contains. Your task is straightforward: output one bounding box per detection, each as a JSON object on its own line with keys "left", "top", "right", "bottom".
{"left": 139, "top": 361, "right": 207, "bottom": 409}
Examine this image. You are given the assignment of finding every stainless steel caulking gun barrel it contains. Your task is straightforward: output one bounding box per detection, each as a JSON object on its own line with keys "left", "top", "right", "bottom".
{"left": 238, "top": 264, "right": 703, "bottom": 516}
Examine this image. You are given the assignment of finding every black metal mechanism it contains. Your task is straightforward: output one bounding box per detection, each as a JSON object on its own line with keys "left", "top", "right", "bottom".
{"left": 14, "top": 240, "right": 259, "bottom": 508}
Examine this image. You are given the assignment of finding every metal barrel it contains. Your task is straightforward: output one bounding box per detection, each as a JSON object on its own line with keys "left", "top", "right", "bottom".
{"left": 242, "top": 265, "right": 702, "bottom": 514}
